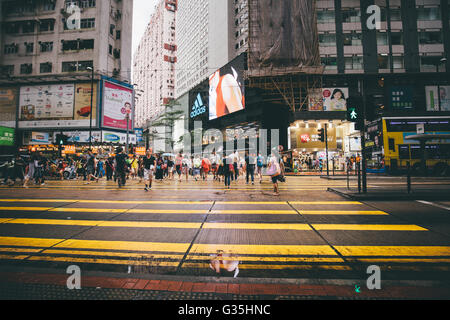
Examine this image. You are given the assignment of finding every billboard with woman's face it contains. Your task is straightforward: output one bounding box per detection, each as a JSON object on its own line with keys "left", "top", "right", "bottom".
{"left": 102, "top": 80, "right": 134, "bottom": 131}
{"left": 309, "top": 88, "right": 348, "bottom": 111}
{"left": 209, "top": 54, "right": 246, "bottom": 120}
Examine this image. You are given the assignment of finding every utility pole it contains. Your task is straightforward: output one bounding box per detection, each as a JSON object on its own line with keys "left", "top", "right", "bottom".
{"left": 87, "top": 66, "right": 94, "bottom": 150}
{"left": 360, "top": 79, "right": 367, "bottom": 194}
{"left": 325, "top": 123, "right": 329, "bottom": 177}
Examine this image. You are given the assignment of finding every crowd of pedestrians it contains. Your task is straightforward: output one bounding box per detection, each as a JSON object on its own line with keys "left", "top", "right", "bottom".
{"left": 1, "top": 148, "right": 286, "bottom": 194}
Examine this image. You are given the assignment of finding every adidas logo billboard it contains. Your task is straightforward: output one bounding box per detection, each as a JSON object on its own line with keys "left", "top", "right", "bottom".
{"left": 190, "top": 93, "right": 207, "bottom": 119}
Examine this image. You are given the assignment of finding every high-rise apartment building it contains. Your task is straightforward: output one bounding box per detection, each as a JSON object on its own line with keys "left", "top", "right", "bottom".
{"left": 133, "top": 0, "right": 177, "bottom": 128}
{"left": 0, "top": 0, "right": 134, "bottom": 82}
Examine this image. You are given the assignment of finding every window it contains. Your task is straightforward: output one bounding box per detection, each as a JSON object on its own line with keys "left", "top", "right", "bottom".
{"left": 319, "top": 33, "right": 336, "bottom": 47}
{"left": 116, "top": 30, "right": 121, "bottom": 40}
{"left": 22, "top": 21, "right": 35, "bottom": 33}
{"left": 40, "top": 42, "right": 53, "bottom": 52}
{"left": 416, "top": 7, "right": 441, "bottom": 21}
{"left": 345, "top": 56, "right": 364, "bottom": 70}
{"left": 1, "top": 65, "right": 14, "bottom": 76}
{"left": 110, "top": 24, "right": 115, "bottom": 36}
{"left": 42, "top": 1, "right": 56, "bottom": 11}
{"left": 343, "top": 33, "right": 362, "bottom": 46}
{"left": 62, "top": 60, "right": 93, "bottom": 72}
{"left": 109, "top": 44, "right": 113, "bottom": 55}
{"left": 39, "top": 20, "right": 54, "bottom": 32}
{"left": 393, "top": 56, "right": 404, "bottom": 69}
{"left": 378, "top": 54, "right": 389, "bottom": 69}
{"left": 80, "top": 18, "right": 95, "bottom": 29}
{"left": 418, "top": 31, "right": 443, "bottom": 45}
{"left": 420, "top": 56, "right": 442, "bottom": 70}
{"left": 40, "top": 62, "right": 52, "bottom": 73}
{"left": 342, "top": 8, "right": 361, "bottom": 23}
{"left": 391, "top": 32, "right": 403, "bottom": 45}
{"left": 25, "top": 42, "right": 34, "bottom": 54}
{"left": 317, "top": 10, "right": 335, "bottom": 23}
{"left": 377, "top": 32, "right": 389, "bottom": 46}
{"left": 4, "top": 44, "right": 18, "bottom": 54}
{"left": 20, "top": 64, "right": 33, "bottom": 74}
{"left": 321, "top": 56, "right": 338, "bottom": 70}
{"left": 79, "top": 39, "right": 94, "bottom": 50}
{"left": 389, "top": 8, "right": 402, "bottom": 21}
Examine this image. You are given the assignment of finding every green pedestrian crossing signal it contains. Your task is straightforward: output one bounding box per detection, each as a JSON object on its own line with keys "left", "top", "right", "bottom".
{"left": 347, "top": 107, "right": 358, "bottom": 122}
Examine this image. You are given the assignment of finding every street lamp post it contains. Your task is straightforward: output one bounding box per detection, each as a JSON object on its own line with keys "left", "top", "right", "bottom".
{"left": 87, "top": 66, "right": 94, "bottom": 149}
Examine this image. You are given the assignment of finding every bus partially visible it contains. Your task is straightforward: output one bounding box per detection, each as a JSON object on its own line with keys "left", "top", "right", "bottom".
{"left": 371, "top": 117, "right": 450, "bottom": 176}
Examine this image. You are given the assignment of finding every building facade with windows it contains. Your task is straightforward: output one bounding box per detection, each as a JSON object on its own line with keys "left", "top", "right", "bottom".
{"left": 133, "top": 0, "right": 177, "bottom": 128}
{"left": 0, "top": 0, "right": 133, "bottom": 82}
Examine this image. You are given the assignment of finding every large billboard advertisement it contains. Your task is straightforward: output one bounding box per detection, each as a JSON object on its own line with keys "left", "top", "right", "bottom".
{"left": 0, "top": 87, "right": 18, "bottom": 128}
{"left": 19, "top": 84, "right": 74, "bottom": 120}
{"left": 18, "top": 83, "right": 98, "bottom": 129}
{"left": 209, "top": 54, "right": 245, "bottom": 120}
{"left": 308, "top": 88, "right": 348, "bottom": 111}
{"left": 102, "top": 81, "right": 134, "bottom": 131}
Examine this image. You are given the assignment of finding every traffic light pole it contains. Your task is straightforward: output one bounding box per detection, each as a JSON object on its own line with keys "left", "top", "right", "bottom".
{"left": 325, "top": 124, "right": 329, "bottom": 177}
{"left": 359, "top": 79, "right": 367, "bottom": 194}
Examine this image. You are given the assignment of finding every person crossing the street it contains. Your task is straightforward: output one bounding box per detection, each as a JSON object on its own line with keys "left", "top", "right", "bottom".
{"left": 114, "top": 147, "right": 128, "bottom": 188}
{"left": 143, "top": 150, "right": 155, "bottom": 191}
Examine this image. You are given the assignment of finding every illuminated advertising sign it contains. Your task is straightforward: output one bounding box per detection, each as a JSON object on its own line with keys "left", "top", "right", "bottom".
{"left": 31, "top": 132, "right": 50, "bottom": 144}
{"left": 309, "top": 88, "right": 349, "bottom": 111}
{"left": 102, "top": 131, "right": 136, "bottom": 144}
{"left": 102, "top": 81, "right": 134, "bottom": 131}
{"left": 426, "top": 86, "right": 450, "bottom": 111}
{"left": 0, "top": 126, "right": 15, "bottom": 146}
{"left": 209, "top": 54, "right": 245, "bottom": 120}
{"left": 17, "top": 83, "right": 98, "bottom": 129}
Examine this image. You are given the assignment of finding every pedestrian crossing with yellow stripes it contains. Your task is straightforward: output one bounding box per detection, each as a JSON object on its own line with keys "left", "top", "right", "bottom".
{"left": 0, "top": 198, "right": 449, "bottom": 279}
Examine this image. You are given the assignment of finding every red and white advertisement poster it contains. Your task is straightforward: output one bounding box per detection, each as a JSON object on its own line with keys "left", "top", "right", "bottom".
{"left": 102, "top": 81, "right": 133, "bottom": 130}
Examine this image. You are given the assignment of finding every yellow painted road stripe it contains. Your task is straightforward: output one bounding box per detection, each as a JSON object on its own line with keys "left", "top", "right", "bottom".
{"left": 301, "top": 210, "right": 389, "bottom": 215}
{"left": 4, "top": 219, "right": 202, "bottom": 229}
{"left": 0, "top": 199, "right": 213, "bottom": 205}
{"left": 0, "top": 207, "right": 54, "bottom": 211}
{"left": 353, "top": 258, "right": 450, "bottom": 264}
{"left": 27, "top": 255, "right": 180, "bottom": 267}
{"left": 183, "top": 262, "right": 352, "bottom": 271}
{"left": 312, "top": 224, "right": 428, "bottom": 231}
{"left": 203, "top": 223, "right": 312, "bottom": 230}
{"left": 210, "top": 210, "right": 296, "bottom": 215}
{"left": 190, "top": 244, "right": 338, "bottom": 256}
{"left": 0, "top": 247, "right": 42, "bottom": 253}
{"left": 335, "top": 246, "right": 450, "bottom": 257}
{"left": 41, "top": 249, "right": 184, "bottom": 259}
{"left": 49, "top": 208, "right": 128, "bottom": 213}
{"left": 2, "top": 218, "right": 428, "bottom": 231}
{"left": 2, "top": 237, "right": 449, "bottom": 259}
{"left": 0, "top": 236, "right": 61, "bottom": 248}
{"left": 0, "top": 254, "right": 30, "bottom": 260}
{"left": 290, "top": 201, "right": 363, "bottom": 205}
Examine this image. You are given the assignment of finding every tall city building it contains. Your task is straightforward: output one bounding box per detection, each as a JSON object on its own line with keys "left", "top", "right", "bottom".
{"left": 133, "top": 0, "right": 177, "bottom": 128}
{"left": 0, "top": 0, "right": 134, "bottom": 82}
{"left": 175, "top": 0, "right": 248, "bottom": 99}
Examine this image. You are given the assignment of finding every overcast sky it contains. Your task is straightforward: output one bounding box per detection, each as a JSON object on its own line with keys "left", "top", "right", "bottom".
{"left": 132, "top": 0, "right": 159, "bottom": 56}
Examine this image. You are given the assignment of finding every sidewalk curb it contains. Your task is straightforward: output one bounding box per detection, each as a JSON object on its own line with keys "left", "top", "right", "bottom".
{"left": 327, "top": 187, "right": 450, "bottom": 201}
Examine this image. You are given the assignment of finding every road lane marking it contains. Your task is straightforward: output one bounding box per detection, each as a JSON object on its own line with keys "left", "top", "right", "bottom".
{"left": 0, "top": 236, "right": 62, "bottom": 248}
{"left": 190, "top": 244, "right": 338, "bottom": 256}
{"left": 27, "top": 255, "right": 180, "bottom": 267}
{"left": 0, "top": 218, "right": 429, "bottom": 232}
{"left": 352, "top": 258, "right": 450, "bottom": 264}
{"left": 0, "top": 207, "right": 54, "bottom": 211}
{"left": 416, "top": 200, "right": 450, "bottom": 211}
{"left": 0, "top": 199, "right": 213, "bottom": 205}
{"left": 301, "top": 210, "right": 389, "bottom": 215}
{"left": 334, "top": 246, "right": 450, "bottom": 257}
{"left": 312, "top": 224, "right": 428, "bottom": 231}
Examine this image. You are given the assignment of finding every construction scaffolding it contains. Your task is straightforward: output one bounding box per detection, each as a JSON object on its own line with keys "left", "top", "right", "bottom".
{"left": 245, "top": 0, "right": 324, "bottom": 113}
